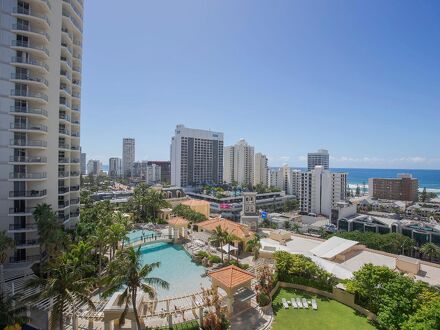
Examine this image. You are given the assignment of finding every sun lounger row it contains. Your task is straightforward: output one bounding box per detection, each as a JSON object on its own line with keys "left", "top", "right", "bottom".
{"left": 282, "top": 297, "right": 318, "bottom": 310}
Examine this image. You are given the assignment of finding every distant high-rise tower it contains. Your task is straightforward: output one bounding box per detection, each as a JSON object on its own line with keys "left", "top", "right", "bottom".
{"left": 109, "top": 157, "right": 122, "bottom": 178}
{"left": 122, "top": 138, "right": 135, "bottom": 178}
{"left": 170, "top": 125, "right": 223, "bottom": 187}
{"left": 254, "top": 153, "right": 268, "bottom": 187}
{"left": 0, "top": 0, "right": 84, "bottom": 264}
{"left": 223, "top": 139, "right": 254, "bottom": 187}
{"left": 80, "top": 150, "right": 87, "bottom": 175}
{"left": 307, "top": 149, "right": 329, "bottom": 171}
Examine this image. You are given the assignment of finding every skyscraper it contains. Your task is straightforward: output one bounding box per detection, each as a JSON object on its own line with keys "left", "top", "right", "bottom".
{"left": 170, "top": 125, "right": 223, "bottom": 187}
{"left": 108, "top": 157, "right": 122, "bottom": 178}
{"left": 307, "top": 149, "right": 330, "bottom": 171}
{"left": 87, "top": 159, "right": 102, "bottom": 176}
{"left": 122, "top": 138, "right": 135, "bottom": 178}
{"left": 254, "top": 153, "right": 268, "bottom": 187}
{"left": 0, "top": 0, "right": 84, "bottom": 264}
{"left": 80, "top": 150, "right": 86, "bottom": 175}
{"left": 223, "top": 139, "right": 254, "bottom": 187}
{"left": 147, "top": 160, "right": 171, "bottom": 184}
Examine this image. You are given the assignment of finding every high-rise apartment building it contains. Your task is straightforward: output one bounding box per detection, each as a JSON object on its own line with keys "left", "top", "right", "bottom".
{"left": 80, "top": 150, "right": 86, "bottom": 175}
{"left": 146, "top": 163, "right": 161, "bottom": 185}
{"left": 87, "top": 159, "right": 102, "bottom": 176}
{"left": 254, "top": 153, "right": 268, "bottom": 187}
{"left": 108, "top": 157, "right": 122, "bottom": 178}
{"left": 122, "top": 138, "right": 135, "bottom": 178}
{"left": 308, "top": 149, "right": 329, "bottom": 171}
{"left": 368, "top": 174, "right": 418, "bottom": 202}
{"left": 0, "top": 0, "right": 83, "bottom": 264}
{"left": 170, "top": 125, "right": 223, "bottom": 187}
{"left": 300, "top": 166, "right": 347, "bottom": 217}
{"left": 223, "top": 139, "right": 254, "bottom": 186}
{"left": 147, "top": 160, "right": 171, "bottom": 184}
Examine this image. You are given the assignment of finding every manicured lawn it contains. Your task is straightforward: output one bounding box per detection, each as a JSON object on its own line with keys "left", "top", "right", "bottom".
{"left": 272, "top": 288, "right": 377, "bottom": 330}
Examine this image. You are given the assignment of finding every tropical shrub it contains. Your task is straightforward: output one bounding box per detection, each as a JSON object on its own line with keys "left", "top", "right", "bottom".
{"left": 172, "top": 204, "right": 207, "bottom": 223}
{"left": 257, "top": 292, "right": 271, "bottom": 307}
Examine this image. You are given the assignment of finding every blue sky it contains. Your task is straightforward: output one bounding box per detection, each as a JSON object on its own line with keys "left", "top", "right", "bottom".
{"left": 81, "top": 0, "right": 440, "bottom": 169}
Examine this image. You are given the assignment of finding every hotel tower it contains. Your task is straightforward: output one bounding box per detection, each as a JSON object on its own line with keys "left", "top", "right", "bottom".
{"left": 0, "top": 0, "right": 84, "bottom": 265}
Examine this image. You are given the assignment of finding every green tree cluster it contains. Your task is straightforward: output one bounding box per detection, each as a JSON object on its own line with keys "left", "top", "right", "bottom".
{"left": 274, "top": 251, "right": 337, "bottom": 291}
{"left": 347, "top": 263, "right": 440, "bottom": 330}
{"left": 129, "top": 183, "right": 170, "bottom": 222}
{"left": 172, "top": 204, "right": 207, "bottom": 223}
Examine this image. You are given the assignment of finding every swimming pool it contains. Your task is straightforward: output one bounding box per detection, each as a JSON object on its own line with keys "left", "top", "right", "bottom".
{"left": 139, "top": 242, "right": 211, "bottom": 298}
{"left": 124, "top": 229, "right": 158, "bottom": 244}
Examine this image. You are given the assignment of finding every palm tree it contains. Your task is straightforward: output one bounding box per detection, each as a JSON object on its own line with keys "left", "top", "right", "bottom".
{"left": 145, "top": 189, "right": 170, "bottom": 220}
{"left": 33, "top": 204, "right": 64, "bottom": 261}
{"left": 0, "top": 231, "right": 15, "bottom": 293}
{"left": 209, "top": 226, "right": 227, "bottom": 262}
{"left": 89, "top": 224, "right": 109, "bottom": 274}
{"left": 107, "top": 220, "right": 128, "bottom": 260}
{"left": 224, "top": 234, "right": 240, "bottom": 262}
{"left": 246, "top": 234, "right": 262, "bottom": 261}
{"left": 0, "top": 292, "right": 30, "bottom": 329}
{"left": 25, "top": 256, "right": 95, "bottom": 330}
{"left": 420, "top": 243, "right": 440, "bottom": 262}
{"left": 103, "top": 247, "right": 169, "bottom": 329}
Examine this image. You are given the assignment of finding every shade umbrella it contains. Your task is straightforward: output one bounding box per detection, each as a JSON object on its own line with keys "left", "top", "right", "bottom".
{"left": 222, "top": 243, "right": 238, "bottom": 253}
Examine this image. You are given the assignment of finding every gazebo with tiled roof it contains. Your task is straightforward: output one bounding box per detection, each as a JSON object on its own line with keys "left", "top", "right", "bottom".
{"left": 167, "top": 216, "right": 189, "bottom": 240}
{"left": 208, "top": 265, "right": 255, "bottom": 316}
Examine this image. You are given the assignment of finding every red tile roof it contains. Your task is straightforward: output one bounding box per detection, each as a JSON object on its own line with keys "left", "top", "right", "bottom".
{"left": 208, "top": 265, "right": 255, "bottom": 289}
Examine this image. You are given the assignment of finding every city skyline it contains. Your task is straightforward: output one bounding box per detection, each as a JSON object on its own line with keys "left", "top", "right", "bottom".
{"left": 81, "top": 0, "right": 440, "bottom": 169}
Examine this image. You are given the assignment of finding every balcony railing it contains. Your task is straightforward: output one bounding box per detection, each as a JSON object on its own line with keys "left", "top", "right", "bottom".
{"left": 70, "top": 185, "right": 80, "bottom": 191}
{"left": 10, "top": 122, "right": 48, "bottom": 132}
{"left": 9, "top": 155, "right": 47, "bottom": 163}
{"left": 9, "top": 172, "right": 47, "bottom": 179}
{"left": 58, "top": 187, "right": 70, "bottom": 194}
{"left": 11, "top": 40, "right": 49, "bottom": 56}
{"left": 70, "top": 211, "right": 80, "bottom": 217}
{"left": 11, "top": 56, "right": 49, "bottom": 71}
{"left": 9, "top": 189, "right": 47, "bottom": 198}
{"left": 10, "top": 106, "right": 48, "bottom": 117}
{"left": 71, "top": 158, "right": 80, "bottom": 163}
{"left": 9, "top": 255, "right": 40, "bottom": 264}
{"left": 58, "top": 171, "right": 70, "bottom": 178}
{"left": 62, "top": 10, "right": 82, "bottom": 33}
{"left": 58, "top": 201, "right": 70, "bottom": 208}
{"left": 71, "top": 132, "right": 80, "bottom": 137}
{"left": 71, "top": 106, "right": 80, "bottom": 112}
{"left": 11, "top": 72, "right": 49, "bottom": 86}
{"left": 59, "top": 113, "right": 71, "bottom": 121}
{"left": 59, "top": 143, "right": 71, "bottom": 149}
{"left": 9, "top": 223, "right": 37, "bottom": 230}
{"left": 71, "top": 145, "right": 80, "bottom": 151}
{"left": 59, "top": 158, "right": 70, "bottom": 164}
{"left": 59, "top": 128, "right": 71, "bottom": 135}
{"left": 10, "top": 89, "right": 48, "bottom": 101}
{"left": 12, "top": 6, "right": 50, "bottom": 25}
{"left": 9, "top": 207, "right": 35, "bottom": 215}
{"left": 15, "top": 239, "right": 39, "bottom": 247}
{"left": 10, "top": 139, "right": 47, "bottom": 147}
{"left": 70, "top": 198, "right": 80, "bottom": 205}
{"left": 12, "top": 23, "right": 50, "bottom": 40}
{"left": 70, "top": 171, "right": 80, "bottom": 176}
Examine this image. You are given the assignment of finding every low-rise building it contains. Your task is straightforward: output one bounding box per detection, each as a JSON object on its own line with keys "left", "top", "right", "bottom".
{"left": 368, "top": 174, "right": 419, "bottom": 202}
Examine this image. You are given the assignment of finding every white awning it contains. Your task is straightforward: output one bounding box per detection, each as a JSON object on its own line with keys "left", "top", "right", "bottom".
{"left": 222, "top": 244, "right": 238, "bottom": 253}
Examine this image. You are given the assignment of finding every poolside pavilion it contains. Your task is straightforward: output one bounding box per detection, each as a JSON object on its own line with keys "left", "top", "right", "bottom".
{"left": 208, "top": 265, "right": 256, "bottom": 317}
{"left": 167, "top": 216, "right": 189, "bottom": 240}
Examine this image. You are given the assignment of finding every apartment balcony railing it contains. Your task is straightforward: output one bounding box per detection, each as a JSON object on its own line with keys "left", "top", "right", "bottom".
{"left": 59, "top": 143, "right": 70, "bottom": 149}
{"left": 71, "top": 158, "right": 80, "bottom": 163}
{"left": 70, "top": 198, "right": 80, "bottom": 205}
{"left": 61, "top": 42, "right": 73, "bottom": 55}
{"left": 9, "top": 223, "right": 37, "bottom": 230}
{"left": 11, "top": 40, "right": 49, "bottom": 56}
{"left": 10, "top": 73, "right": 49, "bottom": 86}
{"left": 9, "top": 172, "right": 47, "bottom": 179}
{"left": 9, "top": 105, "right": 48, "bottom": 117}
{"left": 58, "top": 171, "right": 70, "bottom": 178}
{"left": 62, "top": 10, "right": 82, "bottom": 33}
{"left": 9, "top": 155, "right": 47, "bottom": 163}
{"left": 59, "top": 128, "right": 71, "bottom": 135}
{"left": 70, "top": 171, "right": 80, "bottom": 176}
{"left": 10, "top": 139, "right": 47, "bottom": 147}
{"left": 71, "top": 131, "right": 80, "bottom": 137}
{"left": 71, "top": 145, "right": 80, "bottom": 151}
{"left": 9, "top": 255, "right": 40, "bottom": 264}
{"left": 15, "top": 239, "right": 39, "bottom": 247}
{"left": 58, "top": 187, "right": 70, "bottom": 194}
{"left": 10, "top": 122, "right": 48, "bottom": 132}
{"left": 11, "top": 23, "right": 50, "bottom": 41}
{"left": 10, "top": 89, "right": 48, "bottom": 102}
{"left": 60, "top": 70, "right": 71, "bottom": 80}
{"left": 59, "top": 113, "right": 71, "bottom": 121}
{"left": 9, "top": 189, "right": 47, "bottom": 198}
{"left": 70, "top": 185, "right": 80, "bottom": 191}
{"left": 8, "top": 207, "right": 35, "bottom": 215}
{"left": 63, "top": 0, "right": 83, "bottom": 19}
{"left": 72, "top": 79, "right": 81, "bottom": 86}
{"left": 72, "top": 66, "right": 81, "bottom": 74}
{"left": 70, "top": 211, "right": 80, "bottom": 217}
{"left": 58, "top": 201, "right": 70, "bottom": 208}
{"left": 60, "top": 56, "right": 72, "bottom": 67}
{"left": 58, "top": 214, "right": 70, "bottom": 221}
{"left": 11, "top": 56, "right": 49, "bottom": 71}
{"left": 71, "top": 106, "right": 80, "bottom": 112}
{"left": 59, "top": 158, "right": 70, "bottom": 164}
{"left": 73, "top": 39, "right": 82, "bottom": 47}
{"left": 71, "top": 119, "right": 80, "bottom": 125}
{"left": 12, "top": 7, "right": 50, "bottom": 26}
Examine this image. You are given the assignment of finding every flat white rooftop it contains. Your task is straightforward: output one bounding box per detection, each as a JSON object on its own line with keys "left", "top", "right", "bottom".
{"left": 310, "top": 236, "right": 358, "bottom": 259}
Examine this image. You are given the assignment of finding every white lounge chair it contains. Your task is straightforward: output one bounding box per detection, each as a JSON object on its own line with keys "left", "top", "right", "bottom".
{"left": 311, "top": 299, "right": 318, "bottom": 310}
{"left": 281, "top": 298, "right": 289, "bottom": 309}
{"left": 302, "top": 298, "right": 308, "bottom": 308}
{"left": 291, "top": 298, "right": 298, "bottom": 308}
{"left": 296, "top": 297, "right": 302, "bottom": 308}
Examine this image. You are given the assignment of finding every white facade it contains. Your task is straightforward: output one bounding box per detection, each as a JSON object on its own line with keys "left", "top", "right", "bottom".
{"left": 170, "top": 125, "right": 223, "bottom": 187}
{"left": 122, "top": 138, "right": 135, "bottom": 178}
{"left": 254, "top": 152, "right": 268, "bottom": 187}
{"left": 300, "top": 166, "right": 347, "bottom": 217}
{"left": 223, "top": 139, "right": 254, "bottom": 186}
{"left": 308, "top": 149, "right": 329, "bottom": 171}
{"left": 87, "top": 159, "right": 102, "bottom": 176}
{"left": 0, "top": 0, "right": 83, "bottom": 264}
{"left": 108, "top": 157, "right": 122, "bottom": 178}
{"left": 146, "top": 163, "right": 161, "bottom": 185}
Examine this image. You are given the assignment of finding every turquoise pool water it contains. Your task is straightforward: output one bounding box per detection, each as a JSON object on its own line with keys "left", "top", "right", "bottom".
{"left": 124, "top": 229, "right": 157, "bottom": 244}
{"left": 139, "top": 242, "right": 211, "bottom": 298}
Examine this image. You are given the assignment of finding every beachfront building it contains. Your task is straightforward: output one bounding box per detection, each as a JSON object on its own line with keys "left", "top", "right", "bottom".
{"left": 122, "top": 137, "right": 135, "bottom": 178}
{"left": 369, "top": 174, "right": 419, "bottom": 202}
{"left": 254, "top": 152, "right": 268, "bottom": 187}
{"left": 307, "top": 149, "right": 329, "bottom": 171}
{"left": 0, "top": 0, "right": 84, "bottom": 263}
{"left": 108, "top": 157, "right": 122, "bottom": 178}
{"left": 223, "top": 139, "right": 254, "bottom": 187}
{"left": 300, "top": 166, "right": 347, "bottom": 217}
{"left": 170, "top": 125, "right": 224, "bottom": 187}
